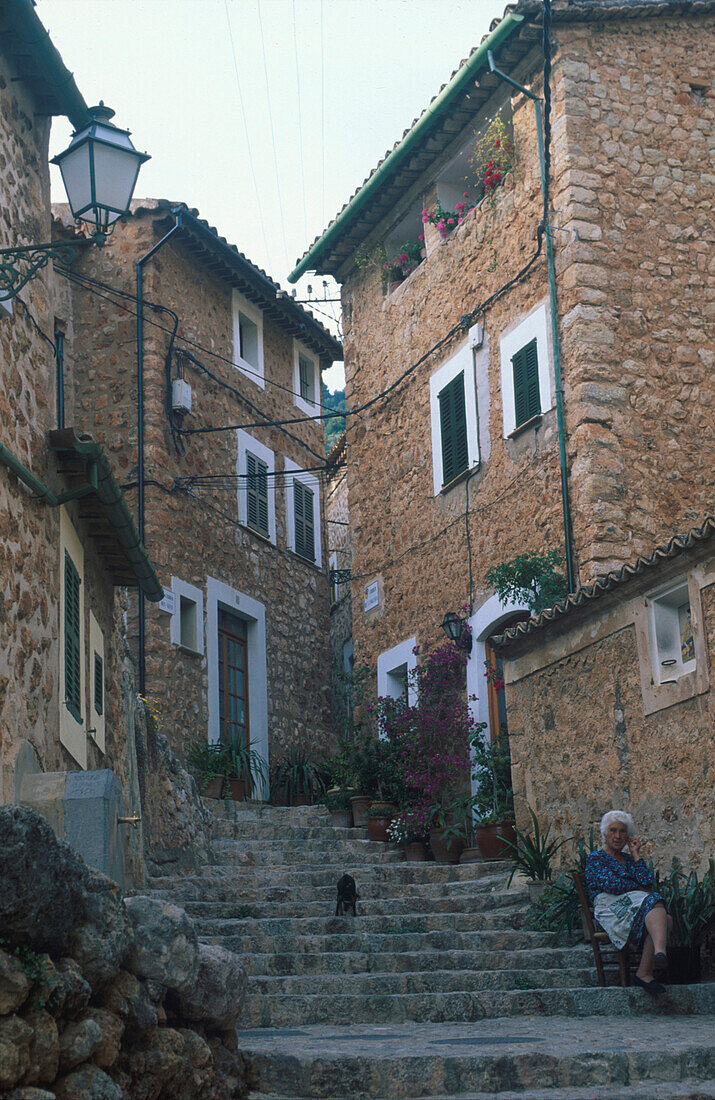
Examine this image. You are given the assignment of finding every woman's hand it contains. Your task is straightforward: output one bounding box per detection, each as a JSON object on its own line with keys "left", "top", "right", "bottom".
{"left": 628, "top": 836, "right": 642, "bottom": 860}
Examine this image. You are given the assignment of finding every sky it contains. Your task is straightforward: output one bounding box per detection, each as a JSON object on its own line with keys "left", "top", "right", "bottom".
{"left": 42, "top": 0, "right": 502, "bottom": 389}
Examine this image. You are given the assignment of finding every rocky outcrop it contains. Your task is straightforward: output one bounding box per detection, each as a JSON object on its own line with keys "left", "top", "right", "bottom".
{"left": 0, "top": 806, "right": 247, "bottom": 1099}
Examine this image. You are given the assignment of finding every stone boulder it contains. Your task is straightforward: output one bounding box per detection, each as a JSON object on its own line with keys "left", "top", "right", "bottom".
{"left": 58, "top": 1016, "right": 103, "bottom": 1072}
{"left": 40, "top": 959, "right": 91, "bottom": 1019}
{"left": 0, "top": 947, "right": 31, "bottom": 1014}
{"left": 54, "top": 1063, "right": 124, "bottom": 1100}
{"left": 100, "top": 970, "right": 157, "bottom": 1037}
{"left": 0, "top": 807, "right": 88, "bottom": 955}
{"left": 21, "top": 1007, "right": 59, "bottom": 1085}
{"left": 69, "top": 871, "right": 132, "bottom": 992}
{"left": 177, "top": 944, "right": 247, "bottom": 1030}
{"left": 0, "top": 1015, "right": 33, "bottom": 1090}
{"left": 123, "top": 897, "right": 198, "bottom": 997}
{"left": 86, "top": 1008, "right": 124, "bottom": 1068}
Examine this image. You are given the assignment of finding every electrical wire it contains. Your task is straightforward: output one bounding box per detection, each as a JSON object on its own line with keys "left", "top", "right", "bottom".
{"left": 320, "top": 0, "right": 326, "bottom": 224}
{"left": 14, "top": 297, "right": 57, "bottom": 355}
{"left": 224, "top": 0, "right": 273, "bottom": 270}
{"left": 257, "top": 0, "right": 291, "bottom": 270}
{"left": 292, "top": 0, "right": 309, "bottom": 244}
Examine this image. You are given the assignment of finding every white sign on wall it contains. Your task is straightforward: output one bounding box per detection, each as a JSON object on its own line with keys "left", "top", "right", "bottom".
{"left": 363, "top": 580, "right": 379, "bottom": 613}
{"left": 157, "top": 589, "right": 176, "bottom": 615}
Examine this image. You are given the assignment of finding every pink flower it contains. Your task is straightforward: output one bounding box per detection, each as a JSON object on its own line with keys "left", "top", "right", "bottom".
{"left": 447, "top": 218, "right": 455, "bottom": 226}
{"left": 418, "top": 233, "right": 424, "bottom": 242}
{"left": 437, "top": 219, "right": 446, "bottom": 231}
{"left": 463, "top": 191, "right": 469, "bottom": 198}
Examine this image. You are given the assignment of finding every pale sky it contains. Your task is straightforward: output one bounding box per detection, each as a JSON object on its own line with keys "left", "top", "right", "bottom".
{"left": 42, "top": 0, "right": 502, "bottom": 387}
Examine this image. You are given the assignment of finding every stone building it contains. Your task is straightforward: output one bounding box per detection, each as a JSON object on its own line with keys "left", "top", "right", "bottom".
{"left": 494, "top": 517, "right": 714, "bottom": 872}
{"left": 326, "top": 433, "right": 354, "bottom": 732}
{"left": 0, "top": 0, "right": 162, "bottom": 883}
{"left": 288, "top": 0, "right": 713, "bottom": 852}
{"left": 58, "top": 200, "right": 343, "bottom": 783}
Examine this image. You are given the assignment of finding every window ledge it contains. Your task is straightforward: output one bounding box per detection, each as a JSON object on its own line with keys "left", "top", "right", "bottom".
{"left": 242, "top": 523, "right": 275, "bottom": 549}
{"left": 440, "top": 463, "right": 480, "bottom": 495}
{"left": 177, "top": 643, "right": 203, "bottom": 658}
{"left": 507, "top": 414, "right": 542, "bottom": 440}
{"left": 290, "top": 549, "right": 323, "bottom": 572}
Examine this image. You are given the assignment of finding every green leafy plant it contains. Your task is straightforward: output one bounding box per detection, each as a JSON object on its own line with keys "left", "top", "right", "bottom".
{"left": 527, "top": 829, "right": 597, "bottom": 943}
{"left": 485, "top": 549, "right": 568, "bottom": 615}
{"left": 0, "top": 938, "right": 49, "bottom": 1008}
{"left": 469, "top": 729, "right": 514, "bottom": 824}
{"left": 323, "top": 787, "right": 353, "bottom": 813}
{"left": 354, "top": 240, "right": 387, "bottom": 272}
{"left": 186, "top": 741, "right": 230, "bottom": 792}
{"left": 271, "top": 747, "right": 328, "bottom": 805}
{"left": 653, "top": 859, "right": 714, "bottom": 950}
{"left": 225, "top": 739, "right": 268, "bottom": 790}
{"left": 504, "top": 807, "right": 572, "bottom": 884}
{"left": 387, "top": 238, "right": 423, "bottom": 279}
{"left": 467, "top": 115, "right": 516, "bottom": 201}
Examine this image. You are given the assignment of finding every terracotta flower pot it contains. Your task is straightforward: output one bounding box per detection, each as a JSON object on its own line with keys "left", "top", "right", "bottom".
{"left": 350, "top": 796, "right": 372, "bottom": 827}
{"left": 475, "top": 821, "right": 517, "bottom": 861}
{"left": 459, "top": 846, "right": 483, "bottom": 864}
{"left": 202, "top": 775, "right": 225, "bottom": 800}
{"left": 330, "top": 809, "right": 353, "bottom": 828}
{"left": 228, "top": 778, "right": 247, "bottom": 802}
{"left": 404, "top": 841, "right": 428, "bottom": 862}
{"left": 429, "top": 826, "right": 464, "bottom": 865}
{"left": 367, "top": 815, "right": 392, "bottom": 843}
{"left": 527, "top": 880, "right": 551, "bottom": 903}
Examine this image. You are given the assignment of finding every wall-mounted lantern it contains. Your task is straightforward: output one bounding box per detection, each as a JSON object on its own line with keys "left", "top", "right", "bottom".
{"left": 440, "top": 611, "right": 473, "bottom": 653}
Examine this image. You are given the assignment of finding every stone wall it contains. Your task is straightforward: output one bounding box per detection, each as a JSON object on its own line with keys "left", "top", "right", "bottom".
{"left": 63, "top": 204, "right": 334, "bottom": 776}
{"left": 498, "top": 548, "right": 714, "bottom": 874}
{"left": 326, "top": 441, "right": 353, "bottom": 734}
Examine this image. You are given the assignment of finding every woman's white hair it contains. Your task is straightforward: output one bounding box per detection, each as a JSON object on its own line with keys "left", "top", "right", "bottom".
{"left": 600, "top": 810, "right": 635, "bottom": 840}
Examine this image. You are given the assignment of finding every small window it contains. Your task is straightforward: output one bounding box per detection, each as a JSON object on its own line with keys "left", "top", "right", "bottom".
{"left": 238, "top": 313, "right": 259, "bottom": 368}
{"left": 246, "top": 451, "right": 269, "bottom": 537}
{"left": 294, "top": 480, "right": 315, "bottom": 562}
{"left": 299, "top": 354, "right": 315, "bottom": 404}
{"left": 293, "top": 342, "right": 320, "bottom": 416}
{"left": 64, "top": 552, "right": 82, "bottom": 723}
{"left": 512, "top": 338, "right": 541, "bottom": 428}
{"left": 232, "top": 291, "right": 264, "bottom": 386}
{"left": 649, "top": 582, "right": 697, "bottom": 683}
{"left": 180, "top": 595, "right": 198, "bottom": 650}
{"left": 438, "top": 373, "right": 469, "bottom": 486}
{"left": 93, "top": 652, "right": 104, "bottom": 717}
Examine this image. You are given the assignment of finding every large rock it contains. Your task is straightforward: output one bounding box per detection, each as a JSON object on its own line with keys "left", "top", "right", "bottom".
{"left": 85, "top": 1008, "right": 124, "bottom": 1069}
{"left": 21, "top": 1008, "right": 59, "bottom": 1085}
{"left": 100, "top": 970, "right": 157, "bottom": 1036}
{"left": 177, "top": 943, "right": 247, "bottom": 1030}
{"left": 123, "top": 897, "right": 198, "bottom": 996}
{"left": 54, "top": 1064, "right": 124, "bottom": 1100}
{"left": 0, "top": 1015, "right": 33, "bottom": 1090}
{"left": 7, "top": 1090, "right": 57, "bottom": 1100}
{"left": 0, "top": 947, "right": 31, "bottom": 1014}
{"left": 40, "top": 959, "right": 91, "bottom": 1019}
{"left": 58, "top": 1016, "right": 103, "bottom": 1072}
{"left": 69, "top": 871, "right": 133, "bottom": 992}
{"left": 0, "top": 808, "right": 87, "bottom": 955}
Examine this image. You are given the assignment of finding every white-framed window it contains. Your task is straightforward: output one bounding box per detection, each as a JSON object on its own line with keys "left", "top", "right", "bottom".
{"left": 284, "top": 457, "right": 322, "bottom": 566}
{"left": 429, "top": 326, "right": 483, "bottom": 495}
{"left": 236, "top": 430, "right": 276, "bottom": 544}
{"left": 232, "top": 290, "right": 264, "bottom": 388}
{"left": 293, "top": 341, "right": 320, "bottom": 418}
{"left": 377, "top": 637, "right": 418, "bottom": 705}
{"left": 499, "top": 300, "right": 553, "bottom": 437}
{"left": 59, "top": 508, "right": 87, "bottom": 768}
{"left": 88, "top": 611, "right": 106, "bottom": 753}
{"left": 170, "top": 577, "right": 204, "bottom": 655}
{"left": 647, "top": 580, "right": 697, "bottom": 684}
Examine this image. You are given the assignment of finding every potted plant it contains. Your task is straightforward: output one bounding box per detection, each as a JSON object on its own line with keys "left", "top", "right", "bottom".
{"left": 655, "top": 858, "right": 714, "bottom": 983}
{"left": 503, "top": 807, "right": 571, "bottom": 900}
{"left": 186, "top": 741, "right": 230, "bottom": 800}
{"left": 225, "top": 739, "right": 268, "bottom": 801}
{"left": 470, "top": 729, "right": 516, "bottom": 860}
{"left": 365, "top": 801, "right": 395, "bottom": 843}
{"left": 323, "top": 787, "right": 353, "bottom": 828}
{"left": 422, "top": 196, "right": 475, "bottom": 239}
{"left": 387, "top": 815, "right": 428, "bottom": 860}
{"left": 271, "top": 747, "right": 327, "bottom": 806}
{"left": 428, "top": 796, "right": 472, "bottom": 864}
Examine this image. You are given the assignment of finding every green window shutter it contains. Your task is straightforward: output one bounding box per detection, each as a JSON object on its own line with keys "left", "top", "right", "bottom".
{"left": 512, "top": 338, "right": 541, "bottom": 428}
{"left": 64, "top": 552, "right": 82, "bottom": 723}
{"left": 438, "top": 373, "right": 469, "bottom": 486}
{"left": 246, "top": 452, "right": 269, "bottom": 537}
{"left": 294, "top": 480, "right": 315, "bottom": 561}
{"left": 299, "top": 355, "right": 314, "bottom": 404}
{"left": 94, "top": 652, "right": 103, "bottom": 717}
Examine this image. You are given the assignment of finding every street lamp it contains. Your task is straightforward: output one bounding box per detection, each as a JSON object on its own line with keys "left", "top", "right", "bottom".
{"left": 440, "top": 611, "right": 473, "bottom": 654}
{"left": 0, "top": 103, "right": 149, "bottom": 301}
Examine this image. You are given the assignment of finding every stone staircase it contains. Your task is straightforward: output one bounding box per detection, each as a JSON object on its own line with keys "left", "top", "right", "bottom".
{"left": 146, "top": 802, "right": 715, "bottom": 1100}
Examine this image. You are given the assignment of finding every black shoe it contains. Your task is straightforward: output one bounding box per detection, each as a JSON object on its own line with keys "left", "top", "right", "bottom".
{"left": 633, "top": 975, "right": 665, "bottom": 995}
{"left": 653, "top": 952, "right": 668, "bottom": 977}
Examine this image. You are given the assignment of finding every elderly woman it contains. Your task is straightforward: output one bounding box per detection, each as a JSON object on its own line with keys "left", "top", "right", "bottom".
{"left": 585, "top": 810, "right": 672, "bottom": 994}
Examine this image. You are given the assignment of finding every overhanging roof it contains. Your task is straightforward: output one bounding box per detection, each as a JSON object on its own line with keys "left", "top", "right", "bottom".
{"left": 48, "top": 430, "right": 164, "bottom": 602}
{"left": 0, "top": 0, "right": 89, "bottom": 127}
{"left": 289, "top": 0, "right": 714, "bottom": 283}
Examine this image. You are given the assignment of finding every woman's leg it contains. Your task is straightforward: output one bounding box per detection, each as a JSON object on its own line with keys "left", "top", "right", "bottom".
{"left": 635, "top": 904, "right": 669, "bottom": 982}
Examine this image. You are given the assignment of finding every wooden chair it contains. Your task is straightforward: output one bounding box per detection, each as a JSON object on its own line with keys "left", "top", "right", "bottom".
{"left": 572, "top": 871, "right": 630, "bottom": 987}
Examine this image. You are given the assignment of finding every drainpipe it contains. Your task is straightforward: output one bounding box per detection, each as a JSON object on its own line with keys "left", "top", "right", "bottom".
{"left": 487, "top": 51, "right": 576, "bottom": 594}
{"left": 136, "top": 210, "right": 183, "bottom": 694}
{"left": 0, "top": 440, "right": 98, "bottom": 504}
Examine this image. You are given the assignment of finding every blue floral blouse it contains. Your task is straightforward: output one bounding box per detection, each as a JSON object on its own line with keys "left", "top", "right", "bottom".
{"left": 584, "top": 848, "right": 664, "bottom": 949}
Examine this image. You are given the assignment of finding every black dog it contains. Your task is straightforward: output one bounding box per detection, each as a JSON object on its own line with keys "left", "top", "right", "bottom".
{"left": 335, "top": 873, "right": 359, "bottom": 916}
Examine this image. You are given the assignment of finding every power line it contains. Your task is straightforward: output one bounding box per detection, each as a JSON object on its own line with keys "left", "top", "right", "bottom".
{"left": 292, "top": 0, "right": 309, "bottom": 244}
{"left": 224, "top": 0, "right": 273, "bottom": 270}
{"left": 257, "top": 0, "right": 291, "bottom": 270}
{"left": 320, "top": 0, "right": 326, "bottom": 224}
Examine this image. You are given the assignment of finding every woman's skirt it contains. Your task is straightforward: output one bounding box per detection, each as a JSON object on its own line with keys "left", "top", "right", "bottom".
{"left": 594, "top": 890, "right": 665, "bottom": 950}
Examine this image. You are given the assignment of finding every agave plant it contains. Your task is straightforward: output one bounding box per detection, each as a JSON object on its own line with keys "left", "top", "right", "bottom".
{"left": 527, "top": 829, "right": 597, "bottom": 943}
{"left": 271, "top": 747, "right": 328, "bottom": 806}
{"left": 504, "top": 807, "right": 572, "bottom": 884}
{"left": 654, "top": 858, "right": 714, "bottom": 949}
{"left": 225, "top": 738, "right": 268, "bottom": 792}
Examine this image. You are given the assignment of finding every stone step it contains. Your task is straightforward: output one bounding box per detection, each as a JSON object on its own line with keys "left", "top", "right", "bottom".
{"left": 211, "top": 821, "right": 369, "bottom": 840}
{"left": 249, "top": 1080, "right": 715, "bottom": 1100}
{"left": 192, "top": 905, "right": 529, "bottom": 939}
{"left": 238, "top": 1015, "right": 715, "bottom": 1097}
{"left": 210, "top": 847, "right": 406, "bottom": 867}
{"left": 238, "top": 983, "right": 715, "bottom": 1028}
{"left": 247, "top": 966, "right": 597, "bottom": 998}
{"left": 211, "top": 835, "right": 400, "bottom": 853}
{"left": 178, "top": 889, "right": 526, "bottom": 921}
{"left": 203, "top": 927, "right": 556, "bottom": 956}
{"left": 148, "top": 863, "right": 511, "bottom": 892}
{"left": 239, "top": 944, "right": 593, "bottom": 978}
{"left": 206, "top": 800, "right": 333, "bottom": 823}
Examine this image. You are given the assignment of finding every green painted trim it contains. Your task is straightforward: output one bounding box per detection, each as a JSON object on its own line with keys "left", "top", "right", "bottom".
{"left": 288, "top": 12, "right": 524, "bottom": 283}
